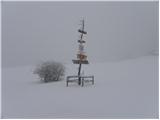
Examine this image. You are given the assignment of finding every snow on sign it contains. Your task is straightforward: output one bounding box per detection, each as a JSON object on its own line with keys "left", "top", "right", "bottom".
{"left": 67, "top": 19, "right": 94, "bottom": 87}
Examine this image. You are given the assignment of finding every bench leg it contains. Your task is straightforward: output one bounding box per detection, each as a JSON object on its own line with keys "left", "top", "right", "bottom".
{"left": 66, "top": 77, "right": 69, "bottom": 87}
{"left": 81, "top": 79, "right": 84, "bottom": 87}
{"left": 92, "top": 77, "right": 94, "bottom": 85}
{"left": 66, "top": 81, "right": 68, "bottom": 87}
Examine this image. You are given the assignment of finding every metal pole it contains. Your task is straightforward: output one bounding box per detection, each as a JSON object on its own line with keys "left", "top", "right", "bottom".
{"left": 78, "top": 63, "right": 82, "bottom": 85}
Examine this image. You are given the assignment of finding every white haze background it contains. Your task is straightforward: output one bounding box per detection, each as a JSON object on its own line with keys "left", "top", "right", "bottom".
{"left": 2, "top": 1, "right": 158, "bottom": 67}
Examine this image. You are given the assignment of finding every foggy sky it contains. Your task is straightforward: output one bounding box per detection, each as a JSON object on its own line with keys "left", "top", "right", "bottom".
{"left": 2, "top": 1, "right": 159, "bottom": 67}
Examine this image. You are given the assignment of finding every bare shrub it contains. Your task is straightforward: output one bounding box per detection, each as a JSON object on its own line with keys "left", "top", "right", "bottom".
{"left": 34, "top": 61, "right": 65, "bottom": 82}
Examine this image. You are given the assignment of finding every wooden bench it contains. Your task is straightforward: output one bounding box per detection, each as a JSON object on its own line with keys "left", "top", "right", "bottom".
{"left": 81, "top": 76, "right": 94, "bottom": 87}
{"left": 66, "top": 75, "right": 79, "bottom": 86}
{"left": 66, "top": 75, "right": 94, "bottom": 87}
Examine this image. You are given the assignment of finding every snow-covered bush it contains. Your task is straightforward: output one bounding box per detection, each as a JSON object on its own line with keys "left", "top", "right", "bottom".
{"left": 34, "top": 61, "right": 65, "bottom": 82}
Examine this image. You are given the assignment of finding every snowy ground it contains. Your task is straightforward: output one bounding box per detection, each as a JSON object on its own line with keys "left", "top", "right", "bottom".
{"left": 2, "top": 55, "right": 158, "bottom": 118}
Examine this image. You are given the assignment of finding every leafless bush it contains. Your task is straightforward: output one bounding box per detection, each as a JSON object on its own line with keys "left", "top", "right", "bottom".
{"left": 34, "top": 61, "right": 65, "bottom": 82}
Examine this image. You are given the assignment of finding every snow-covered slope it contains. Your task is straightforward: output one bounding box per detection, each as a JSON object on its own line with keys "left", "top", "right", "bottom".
{"left": 2, "top": 55, "right": 158, "bottom": 118}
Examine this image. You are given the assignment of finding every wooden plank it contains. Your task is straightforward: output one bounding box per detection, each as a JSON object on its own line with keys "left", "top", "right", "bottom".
{"left": 72, "top": 60, "right": 89, "bottom": 64}
{"left": 77, "top": 54, "right": 87, "bottom": 60}
{"left": 80, "top": 76, "right": 94, "bottom": 78}
{"left": 78, "top": 40, "right": 86, "bottom": 43}
{"left": 67, "top": 75, "right": 79, "bottom": 78}
{"left": 78, "top": 29, "right": 87, "bottom": 34}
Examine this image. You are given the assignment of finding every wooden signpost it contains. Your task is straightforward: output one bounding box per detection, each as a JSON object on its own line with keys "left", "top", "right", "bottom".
{"left": 67, "top": 19, "right": 94, "bottom": 87}
{"left": 72, "top": 19, "right": 89, "bottom": 85}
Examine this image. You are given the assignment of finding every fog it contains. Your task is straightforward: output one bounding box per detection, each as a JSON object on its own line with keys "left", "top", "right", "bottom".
{"left": 2, "top": 1, "right": 158, "bottom": 68}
